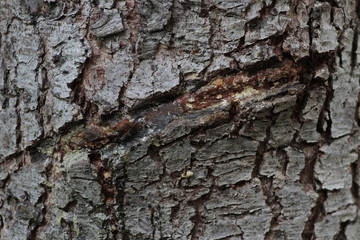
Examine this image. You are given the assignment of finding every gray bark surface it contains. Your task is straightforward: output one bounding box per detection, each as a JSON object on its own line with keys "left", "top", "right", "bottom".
{"left": 0, "top": 0, "right": 360, "bottom": 239}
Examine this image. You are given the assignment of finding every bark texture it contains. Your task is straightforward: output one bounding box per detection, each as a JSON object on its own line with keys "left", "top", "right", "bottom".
{"left": 1, "top": 0, "right": 360, "bottom": 239}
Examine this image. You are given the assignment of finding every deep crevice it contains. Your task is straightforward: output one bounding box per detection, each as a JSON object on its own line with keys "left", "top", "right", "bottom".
{"left": 299, "top": 145, "right": 320, "bottom": 189}
{"left": 334, "top": 221, "right": 348, "bottom": 240}
{"left": 88, "top": 151, "right": 120, "bottom": 239}
{"left": 351, "top": 157, "right": 360, "bottom": 207}
{"left": 262, "top": 177, "right": 283, "bottom": 240}
{"left": 113, "top": 158, "right": 129, "bottom": 240}
{"left": 302, "top": 190, "right": 327, "bottom": 240}
{"left": 351, "top": 25, "right": 359, "bottom": 76}
{"left": 188, "top": 189, "right": 212, "bottom": 240}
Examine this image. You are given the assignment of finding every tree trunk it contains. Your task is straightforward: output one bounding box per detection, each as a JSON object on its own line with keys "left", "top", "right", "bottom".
{"left": 1, "top": 0, "right": 360, "bottom": 239}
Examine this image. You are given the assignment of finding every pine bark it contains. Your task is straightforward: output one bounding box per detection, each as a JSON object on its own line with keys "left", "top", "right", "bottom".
{"left": 1, "top": 0, "right": 360, "bottom": 239}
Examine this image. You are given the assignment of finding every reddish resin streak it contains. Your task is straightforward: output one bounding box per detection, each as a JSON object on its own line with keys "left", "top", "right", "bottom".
{"left": 69, "top": 64, "right": 302, "bottom": 149}
{"left": 69, "top": 120, "right": 141, "bottom": 149}
{"left": 178, "top": 65, "right": 302, "bottom": 111}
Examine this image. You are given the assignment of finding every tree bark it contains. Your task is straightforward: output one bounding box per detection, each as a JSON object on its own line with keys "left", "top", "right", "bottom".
{"left": 1, "top": 0, "right": 360, "bottom": 239}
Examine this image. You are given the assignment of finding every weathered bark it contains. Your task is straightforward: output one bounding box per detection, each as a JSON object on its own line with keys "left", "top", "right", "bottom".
{"left": 1, "top": 0, "right": 360, "bottom": 239}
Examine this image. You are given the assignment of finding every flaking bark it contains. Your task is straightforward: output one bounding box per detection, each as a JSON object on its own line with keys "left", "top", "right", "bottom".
{"left": 1, "top": 0, "right": 360, "bottom": 239}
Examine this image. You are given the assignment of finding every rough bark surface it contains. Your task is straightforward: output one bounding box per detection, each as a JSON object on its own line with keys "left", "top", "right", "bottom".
{"left": 1, "top": 0, "right": 360, "bottom": 239}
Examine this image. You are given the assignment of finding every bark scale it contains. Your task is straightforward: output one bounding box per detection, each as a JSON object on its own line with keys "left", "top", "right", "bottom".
{"left": 0, "top": 0, "right": 360, "bottom": 239}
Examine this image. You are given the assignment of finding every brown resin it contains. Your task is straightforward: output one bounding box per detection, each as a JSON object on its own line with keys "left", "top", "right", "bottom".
{"left": 69, "top": 64, "right": 302, "bottom": 149}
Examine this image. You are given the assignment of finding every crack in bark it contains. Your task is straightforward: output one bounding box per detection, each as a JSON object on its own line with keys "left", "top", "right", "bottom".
{"left": 188, "top": 185, "right": 213, "bottom": 240}
{"left": 113, "top": 158, "right": 129, "bottom": 240}
{"left": 302, "top": 190, "right": 326, "bottom": 240}
{"left": 350, "top": 25, "right": 358, "bottom": 76}
{"left": 89, "top": 151, "right": 121, "bottom": 239}
{"left": 262, "top": 177, "right": 283, "bottom": 240}
{"left": 15, "top": 94, "right": 22, "bottom": 150}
